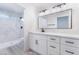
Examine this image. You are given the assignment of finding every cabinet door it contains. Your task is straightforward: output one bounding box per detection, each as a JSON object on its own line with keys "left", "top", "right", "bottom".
{"left": 29, "top": 34, "right": 38, "bottom": 51}
{"left": 29, "top": 34, "right": 48, "bottom": 55}
{"left": 37, "top": 37, "right": 48, "bottom": 55}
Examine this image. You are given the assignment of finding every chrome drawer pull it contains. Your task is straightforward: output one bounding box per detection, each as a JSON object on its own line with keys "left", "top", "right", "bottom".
{"left": 50, "top": 38, "right": 56, "bottom": 40}
{"left": 35, "top": 40, "right": 38, "bottom": 45}
{"left": 50, "top": 46, "right": 56, "bottom": 48}
{"left": 65, "top": 50, "right": 74, "bottom": 54}
{"left": 65, "top": 41, "right": 74, "bottom": 44}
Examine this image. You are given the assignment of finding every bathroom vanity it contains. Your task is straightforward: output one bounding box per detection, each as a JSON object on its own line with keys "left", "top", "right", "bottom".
{"left": 29, "top": 32, "right": 79, "bottom": 55}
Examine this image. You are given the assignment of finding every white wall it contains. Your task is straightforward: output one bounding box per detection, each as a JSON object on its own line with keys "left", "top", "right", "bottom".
{"left": 24, "top": 6, "right": 39, "bottom": 51}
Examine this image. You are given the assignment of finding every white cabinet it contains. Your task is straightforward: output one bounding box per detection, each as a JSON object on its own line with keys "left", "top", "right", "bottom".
{"left": 48, "top": 36, "right": 60, "bottom": 55}
{"left": 61, "top": 37, "right": 79, "bottom": 48}
{"left": 29, "top": 32, "right": 79, "bottom": 55}
{"left": 61, "top": 45, "right": 79, "bottom": 55}
{"left": 48, "top": 36, "right": 59, "bottom": 43}
{"left": 61, "top": 37, "right": 79, "bottom": 55}
{"left": 29, "top": 33, "right": 48, "bottom": 55}
{"left": 48, "top": 42, "right": 59, "bottom": 55}
{"left": 29, "top": 34, "right": 38, "bottom": 52}
{"left": 37, "top": 37, "right": 48, "bottom": 54}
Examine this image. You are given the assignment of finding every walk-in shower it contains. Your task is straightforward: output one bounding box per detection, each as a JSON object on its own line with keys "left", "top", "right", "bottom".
{"left": 0, "top": 3, "right": 24, "bottom": 55}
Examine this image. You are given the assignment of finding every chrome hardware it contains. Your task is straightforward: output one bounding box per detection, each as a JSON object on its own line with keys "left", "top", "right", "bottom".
{"left": 65, "top": 41, "right": 74, "bottom": 44}
{"left": 65, "top": 50, "right": 74, "bottom": 54}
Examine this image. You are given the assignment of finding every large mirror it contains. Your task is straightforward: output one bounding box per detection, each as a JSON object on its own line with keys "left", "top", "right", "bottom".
{"left": 38, "top": 9, "right": 72, "bottom": 29}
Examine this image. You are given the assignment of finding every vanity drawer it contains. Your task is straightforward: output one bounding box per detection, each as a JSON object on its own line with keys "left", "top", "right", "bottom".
{"left": 48, "top": 36, "right": 59, "bottom": 43}
{"left": 61, "top": 45, "right": 79, "bottom": 55}
{"left": 48, "top": 51, "right": 59, "bottom": 55}
{"left": 61, "top": 37, "right": 79, "bottom": 48}
{"left": 48, "top": 42, "right": 59, "bottom": 54}
{"left": 29, "top": 34, "right": 36, "bottom": 39}
{"left": 29, "top": 33, "right": 47, "bottom": 40}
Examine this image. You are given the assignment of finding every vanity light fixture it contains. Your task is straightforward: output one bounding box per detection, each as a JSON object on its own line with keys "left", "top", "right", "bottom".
{"left": 40, "top": 3, "right": 66, "bottom": 13}
{"left": 40, "top": 9, "right": 47, "bottom": 13}
{"left": 52, "top": 3, "right": 66, "bottom": 8}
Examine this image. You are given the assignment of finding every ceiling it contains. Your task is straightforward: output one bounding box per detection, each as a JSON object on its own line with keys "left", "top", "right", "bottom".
{"left": 0, "top": 3, "right": 59, "bottom": 15}
{"left": 18, "top": 3, "right": 59, "bottom": 12}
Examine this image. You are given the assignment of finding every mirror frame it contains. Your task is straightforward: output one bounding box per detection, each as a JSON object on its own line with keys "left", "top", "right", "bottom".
{"left": 38, "top": 9, "right": 72, "bottom": 29}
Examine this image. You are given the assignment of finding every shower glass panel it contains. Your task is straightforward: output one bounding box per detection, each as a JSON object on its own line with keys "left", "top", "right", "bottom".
{"left": 0, "top": 12, "right": 23, "bottom": 43}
